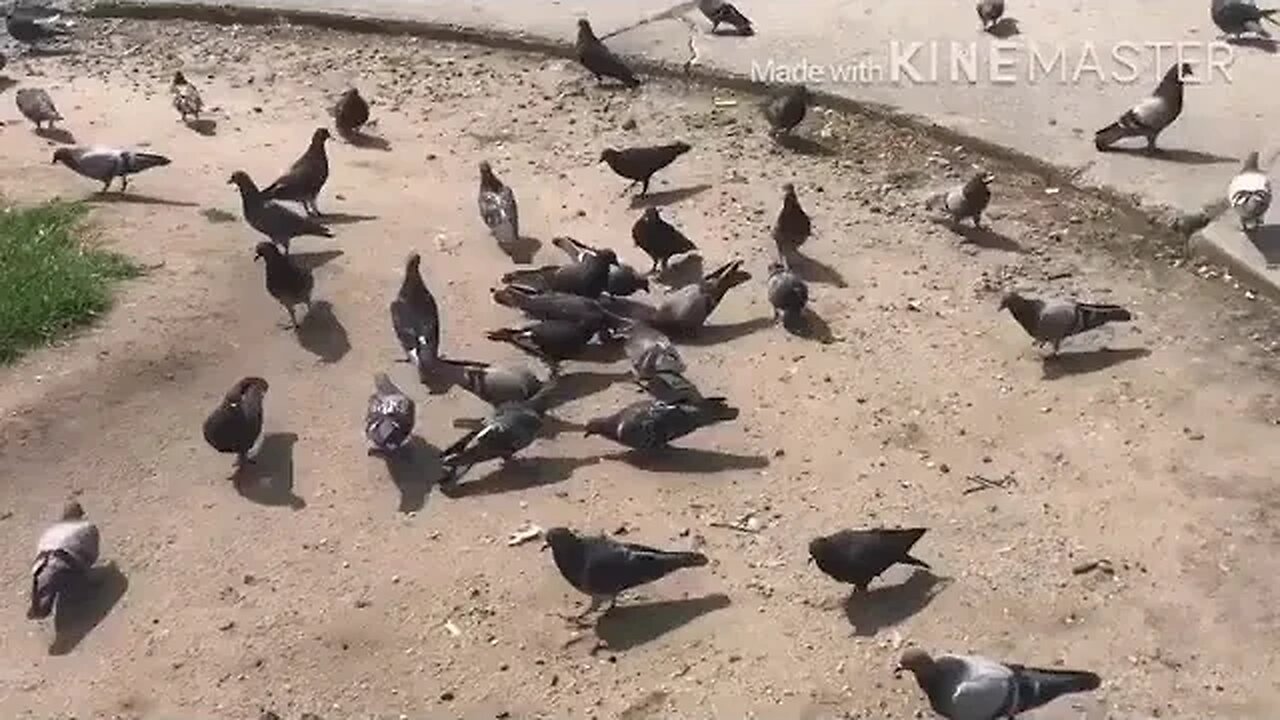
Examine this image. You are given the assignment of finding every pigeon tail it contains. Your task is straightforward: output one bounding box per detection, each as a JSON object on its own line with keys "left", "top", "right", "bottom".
{"left": 646, "top": 548, "right": 709, "bottom": 569}
{"left": 129, "top": 152, "right": 172, "bottom": 172}
{"left": 899, "top": 553, "right": 931, "bottom": 569}
{"left": 1093, "top": 121, "right": 1136, "bottom": 151}
{"left": 1076, "top": 303, "right": 1131, "bottom": 332}
{"left": 695, "top": 398, "right": 740, "bottom": 423}
{"left": 1009, "top": 665, "right": 1102, "bottom": 714}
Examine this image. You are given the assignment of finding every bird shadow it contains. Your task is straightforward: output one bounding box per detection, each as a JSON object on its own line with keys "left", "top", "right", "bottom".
{"left": 232, "top": 432, "right": 305, "bottom": 509}
{"left": 295, "top": 300, "right": 350, "bottom": 363}
{"left": 986, "top": 17, "right": 1020, "bottom": 38}
{"left": 289, "top": 249, "right": 345, "bottom": 272}
{"left": 595, "top": 594, "right": 731, "bottom": 651}
{"left": 440, "top": 455, "right": 597, "bottom": 498}
{"left": 0, "top": 77, "right": 17, "bottom": 92}
{"left": 35, "top": 126, "right": 75, "bottom": 144}
{"left": 48, "top": 562, "right": 129, "bottom": 656}
{"left": 842, "top": 570, "right": 949, "bottom": 637}
{"left": 954, "top": 223, "right": 1023, "bottom": 252}
{"left": 1041, "top": 347, "right": 1150, "bottom": 380}
{"left": 677, "top": 316, "right": 773, "bottom": 345}
{"left": 610, "top": 446, "right": 769, "bottom": 474}
{"left": 775, "top": 135, "right": 837, "bottom": 157}
{"left": 185, "top": 118, "right": 218, "bottom": 136}
{"left": 88, "top": 192, "right": 197, "bottom": 207}
{"left": 784, "top": 248, "right": 848, "bottom": 287}
{"left": 1098, "top": 145, "right": 1236, "bottom": 165}
{"left": 24, "top": 46, "right": 79, "bottom": 58}
{"left": 1246, "top": 224, "right": 1280, "bottom": 265}
{"left": 378, "top": 435, "right": 441, "bottom": 513}
{"left": 629, "top": 183, "right": 713, "bottom": 209}
{"left": 543, "top": 370, "right": 630, "bottom": 409}
{"left": 1225, "top": 36, "right": 1279, "bottom": 54}
{"left": 344, "top": 130, "right": 392, "bottom": 151}
{"left": 501, "top": 235, "right": 543, "bottom": 265}
{"left": 655, "top": 253, "right": 705, "bottom": 290}
{"left": 709, "top": 26, "right": 754, "bottom": 37}
{"left": 784, "top": 308, "right": 838, "bottom": 344}
{"left": 319, "top": 212, "right": 378, "bottom": 226}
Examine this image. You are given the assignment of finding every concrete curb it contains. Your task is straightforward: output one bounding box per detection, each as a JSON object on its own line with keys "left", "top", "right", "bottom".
{"left": 1190, "top": 220, "right": 1280, "bottom": 302}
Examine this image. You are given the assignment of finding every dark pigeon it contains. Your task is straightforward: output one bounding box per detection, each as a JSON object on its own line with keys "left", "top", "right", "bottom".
{"left": 1213, "top": 0, "right": 1279, "bottom": 37}
{"left": 432, "top": 357, "right": 547, "bottom": 406}
{"left": 977, "top": 0, "right": 1005, "bottom": 31}
{"left": 29, "top": 501, "right": 99, "bottom": 620}
{"left": 763, "top": 85, "right": 809, "bottom": 136}
{"left": 575, "top": 18, "right": 641, "bottom": 88}
{"left": 698, "top": 0, "right": 754, "bottom": 35}
{"left": 366, "top": 372, "right": 415, "bottom": 455}
{"left": 1095, "top": 63, "right": 1190, "bottom": 152}
{"left": 229, "top": 171, "right": 333, "bottom": 253}
{"left": 332, "top": 88, "right": 369, "bottom": 137}
{"left": 438, "top": 391, "right": 550, "bottom": 485}
{"left": 390, "top": 252, "right": 441, "bottom": 376}
{"left": 254, "top": 242, "right": 313, "bottom": 328}
{"left": 6, "top": 5, "right": 73, "bottom": 47}
{"left": 15, "top": 87, "right": 60, "bottom": 129}
{"left": 52, "top": 147, "right": 171, "bottom": 193}
{"left": 897, "top": 648, "right": 1102, "bottom": 720}
{"left": 767, "top": 261, "right": 809, "bottom": 328}
{"left": 600, "top": 142, "right": 692, "bottom": 196}
{"left": 202, "top": 376, "right": 269, "bottom": 466}
{"left": 808, "top": 528, "right": 930, "bottom": 592}
{"left": 478, "top": 161, "right": 520, "bottom": 257}
{"left": 1000, "top": 292, "right": 1133, "bottom": 354}
{"left": 486, "top": 319, "right": 599, "bottom": 368}
{"left": 262, "top": 127, "right": 331, "bottom": 216}
{"left": 501, "top": 249, "right": 617, "bottom": 298}
{"left": 491, "top": 285, "right": 607, "bottom": 326}
{"left": 584, "top": 397, "right": 739, "bottom": 450}
{"left": 544, "top": 526, "right": 709, "bottom": 619}
{"left": 926, "top": 172, "right": 993, "bottom": 228}
{"left": 652, "top": 259, "right": 752, "bottom": 335}
{"left": 632, "top": 207, "right": 698, "bottom": 272}
{"left": 552, "top": 236, "right": 649, "bottom": 295}
{"left": 773, "top": 182, "right": 812, "bottom": 254}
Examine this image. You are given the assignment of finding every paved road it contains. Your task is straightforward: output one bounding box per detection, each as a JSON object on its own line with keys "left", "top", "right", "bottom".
{"left": 110, "top": 0, "right": 1280, "bottom": 289}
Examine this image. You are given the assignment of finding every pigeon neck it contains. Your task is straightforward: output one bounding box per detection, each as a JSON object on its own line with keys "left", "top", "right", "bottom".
{"left": 1004, "top": 297, "right": 1040, "bottom": 332}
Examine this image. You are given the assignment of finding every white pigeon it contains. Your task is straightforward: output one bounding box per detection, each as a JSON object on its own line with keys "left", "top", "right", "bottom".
{"left": 897, "top": 648, "right": 1101, "bottom": 720}
{"left": 1228, "top": 151, "right": 1272, "bottom": 230}
{"left": 51, "top": 146, "right": 171, "bottom": 192}
{"left": 29, "top": 501, "right": 101, "bottom": 619}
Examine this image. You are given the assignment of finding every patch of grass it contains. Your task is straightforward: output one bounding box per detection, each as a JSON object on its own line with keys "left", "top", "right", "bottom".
{"left": 0, "top": 201, "right": 141, "bottom": 364}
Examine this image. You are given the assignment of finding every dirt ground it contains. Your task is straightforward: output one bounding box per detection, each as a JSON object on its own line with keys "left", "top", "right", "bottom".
{"left": 2, "top": 16, "right": 1280, "bottom": 720}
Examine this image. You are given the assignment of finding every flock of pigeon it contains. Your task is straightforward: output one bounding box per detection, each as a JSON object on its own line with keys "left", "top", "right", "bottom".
{"left": 16, "top": 0, "right": 1278, "bottom": 717}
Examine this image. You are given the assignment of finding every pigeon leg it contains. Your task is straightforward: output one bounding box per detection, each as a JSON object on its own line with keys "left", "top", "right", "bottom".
{"left": 120, "top": 175, "right": 130, "bottom": 192}
{"left": 972, "top": 213, "right": 983, "bottom": 229}
{"left": 557, "top": 594, "right": 606, "bottom": 624}
{"left": 285, "top": 304, "right": 299, "bottom": 329}
{"left": 1144, "top": 134, "right": 1159, "bottom": 154}
{"left": 639, "top": 177, "right": 651, "bottom": 197}
{"left": 100, "top": 177, "right": 112, "bottom": 193}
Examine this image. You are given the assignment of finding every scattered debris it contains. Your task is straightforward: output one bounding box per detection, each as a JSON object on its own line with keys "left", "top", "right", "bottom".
{"left": 506, "top": 522, "right": 544, "bottom": 547}
{"left": 1072, "top": 558, "right": 1116, "bottom": 576}
{"left": 962, "top": 473, "right": 1017, "bottom": 495}
{"left": 443, "top": 620, "right": 462, "bottom": 637}
{"left": 710, "top": 512, "right": 764, "bottom": 533}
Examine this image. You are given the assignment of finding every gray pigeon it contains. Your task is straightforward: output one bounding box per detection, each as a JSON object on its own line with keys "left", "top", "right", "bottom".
{"left": 897, "top": 648, "right": 1101, "bottom": 720}
{"left": 6, "top": 6, "right": 73, "bottom": 47}
{"left": 15, "top": 87, "right": 60, "bottom": 129}
{"left": 366, "top": 372, "right": 415, "bottom": 454}
{"left": 925, "top": 172, "right": 993, "bottom": 228}
{"left": 763, "top": 85, "right": 809, "bottom": 136}
{"left": 999, "top": 292, "right": 1132, "bottom": 354}
{"left": 977, "top": 0, "right": 1004, "bottom": 31}
{"left": 390, "top": 252, "right": 441, "bottom": 376}
{"left": 501, "top": 249, "right": 618, "bottom": 299}
{"left": 584, "top": 397, "right": 739, "bottom": 450}
{"left": 171, "top": 71, "right": 203, "bottom": 121}
{"left": 433, "top": 357, "right": 547, "bottom": 406}
{"left": 773, "top": 182, "right": 812, "bottom": 253}
{"left": 809, "top": 528, "right": 929, "bottom": 592}
{"left": 262, "top": 128, "right": 331, "bottom": 216}
{"left": 229, "top": 170, "right": 334, "bottom": 253}
{"left": 698, "top": 0, "right": 753, "bottom": 34}
{"left": 254, "top": 241, "right": 313, "bottom": 328}
{"left": 652, "top": 259, "right": 752, "bottom": 335}
{"left": 575, "top": 19, "right": 641, "bottom": 88}
{"left": 622, "top": 321, "right": 685, "bottom": 381}
{"left": 545, "top": 527, "right": 709, "bottom": 620}
{"left": 551, "top": 236, "right": 650, "bottom": 295}
{"left": 52, "top": 146, "right": 171, "bottom": 193}
{"left": 478, "top": 161, "right": 520, "bottom": 257}
{"left": 1212, "top": 0, "right": 1279, "bottom": 37}
{"left": 636, "top": 368, "right": 717, "bottom": 404}
{"left": 202, "top": 376, "right": 269, "bottom": 465}
{"left": 491, "top": 284, "right": 607, "bottom": 326}
{"left": 1227, "top": 151, "right": 1272, "bottom": 230}
{"left": 1095, "top": 63, "right": 1190, "bottom": 152}
{"left": 767, "top": 261, "right": 809, "bottom": 328}
{"left": 439, "top": 396, "right": 548, "bottom": 485}
{"left": 29, "top": 501, "right": 100, "bottom": 620}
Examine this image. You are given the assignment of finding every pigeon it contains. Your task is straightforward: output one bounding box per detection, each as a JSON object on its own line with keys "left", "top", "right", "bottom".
{"left": 651, "top": 259, "right": 752, "bottom": 335}
{"left": 433, "top": 357, "right": 547, "bottom": 406}
{"left": 763, "top": 85, "right": 809, "bottom": 136}
{"left": 170, "top": 71, "right": 203, "bottom": 122}
{"left": 575, "top": 18, "right": 640, "bottom": 88}
{"left": 999, "top": 292, "right": 1133, "bottom": 354}
{"left": 773, "top": 182, "right": 812, "bottom": 254}
{"left": 767, "top": 261, "right": 809, "bottom": 328}
{"left": 228, "top": 171, "right": 333, "bottom": 253}
{"left": 501, "top": 249, "right": 618, "bottom": 298}
{"left": 487, "top": 319, "right": 599, "bottom": 368}
{"left": 15, "top": 87, "right": 60, "bottom": 129}
{"left": 332, "top": 88, "right": 369, "bottom": 137}
{"left": 808, "top": 528, "right": 930, "bottom": 592}
{"left": 1212, "top": 0, "right": 1279, "bottom": 38}
{"left": 390, "top": 252, "right": 441, "bottom": 375}
{"left": 478, "top": 161, "right": 520, "bottom": 256}
{"left": 202, "top": 376, "right": 269, "bottom": 465}
{"left": 698, "top": 0, "right": 754, "bottom": 34}
{"left": 632, "top": 208, "right": 698, "bottom": 273}
{"left": 897, "top": 648, "right": 1102, "bottom": 720}
{"left": 977, "top": 0, "right": 1004, "bottom": 31}
{"left": 622, "top": 321, "right": 685, "bottom": 381}
{"left": 6, "top": 5, "right": 74, "bottom": 47}
{"left": 254, "top": 241, "right": 314, "bottom": 328}
{"left": 925, "top": 172, "right": 993, "bottom": 228}
{"left": 552, "top": 236, "right": 650, "bottom": 295}
{"left": 366, "top": 372, "right": 415, "bottom": 454}
{"left": 636, "top": 369, "right": 716, "bottom": 404}
{"left": 600, "top": 142, "right": 692, "bottom": 196}
{"left": 0, "top": 51, "right": 6, "bottom": 72}
{"left": 491, "top": 285, "right": 607, "bottom": 326}
{"left": 584, "top": 397, "right": 739, "bottom": 450}
{"left": 29, "top": 501, "right": 99, "bottom": 620}
{"left": 439, "top": 394, "right": 549, "bottom": 485}
{"left": 1228, "top": 151, "right": 1272, "bottom": 230}
{"left": 52, "top": 147, "right": 171, "bottom": 193}
{"left": 544, "top": 527, "right": 709, "bottom": 619}
{"left": 262, "top": 127, "right": 331, "bottom": 216}
{"left": 1095, "top": 63, "right": 1190, "bottom": 152}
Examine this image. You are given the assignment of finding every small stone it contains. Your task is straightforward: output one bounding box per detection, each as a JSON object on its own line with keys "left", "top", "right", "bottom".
{"left": 354, "top": 598, "right": 371, "bottom": 609}
{"left": 621, "top": 118, "right": 636, "bottom": 130}
{"left": 440, "top": 691, "right": 455, "bottom": 702}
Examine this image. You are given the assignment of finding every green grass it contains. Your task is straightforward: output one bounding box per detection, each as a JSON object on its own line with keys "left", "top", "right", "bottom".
{"left": 0, "top": 201, "right": 141, "bottom": 364}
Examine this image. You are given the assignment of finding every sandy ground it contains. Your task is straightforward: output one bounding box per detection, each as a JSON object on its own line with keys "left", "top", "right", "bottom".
{"left": 2, "top": 16, "right": 1280, "bottom": 720}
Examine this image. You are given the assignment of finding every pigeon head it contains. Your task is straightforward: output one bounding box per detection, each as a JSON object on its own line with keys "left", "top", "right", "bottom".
{"left": 311, "top": 127, "right": 332, "bottom": 145}
{"left": 1242, "top": 151, "right": 1261, "bottom": 172}
{"left": 172, "top": 71, "right": 187, "bottom": 86}
{"left": 405, "top": 252, "right": 422, "bottom": 273}
{"left": 596, "top": 248, "right": 619, "bottom": 265}
{"left": 641, "top": 207, "right": 661, "bottom": 222}
{"left": 767, "top": 260, "right": 787, "bottom": 277}
{"left": 253, "top": 242, "right": 281, "bottom": 262}
{"left": 782, "top": 182, "right": 797, "bottom": 196}
{"left": 576, "top": 18, "right": 594, "bottom": 37}
{"left": 478, "top": 161, "right": 501, "bottom": 189}
{"left": 233, "top": 376, "right": 270, "bottom": 399}
{"left": 491, "top": 286, "right": 526, "bottom": 308}
{"left": 228, "top": 170, "right": 257, "bottom": 191}
{"left": 342, "top": 88, "right": 362, "bottom": 101}
{"left": 543, "top": 526, "right": 579, "bottom": 553}
{"left": 789, "top": 84, "right": 810, "bottom": 100}
{"left": 896, "top": 648, "right": 935, "bottom": 677}
{"left": 998, "top": 291, "right": 1024, "bottom": 311}
{"left": 672, "top": 141, "right": 692, "bottom": 155}
{"left": 60, "top": 500, "right": 85, "bottom": 521}
{"left": 972, "top": 171, "right": 995, "bottom": 187}
{"left": 28, "top": 553, "right": 72, "bottom": 620}
{"left": 51, "top": 148, "right": 72, "bottom": 166}
{"left": 583, "top": 415, "right": 612, "bottom": 437}
{"left": 599, "top": 148, "right": 619, "bottom": 164}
